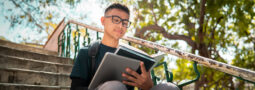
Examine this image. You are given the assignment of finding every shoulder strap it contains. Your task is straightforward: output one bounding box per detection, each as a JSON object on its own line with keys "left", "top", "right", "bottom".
{"left": 88, "top": 40, "right": 101, "bottom": 77}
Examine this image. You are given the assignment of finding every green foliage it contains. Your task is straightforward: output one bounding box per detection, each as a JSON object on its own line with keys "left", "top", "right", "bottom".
{"left": 173, "top": 58, "right": 194, "bottom": 84}
{"left": 232, "top": 48, "right": 255, "bottom": 70}
{"left": 0, "top": 0, "right": 83, "bottom": 43}
{"left": 128, "top": 0, "right": 255, "bottom": 89}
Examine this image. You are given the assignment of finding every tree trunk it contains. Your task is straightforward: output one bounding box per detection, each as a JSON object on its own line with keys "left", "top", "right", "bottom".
{"left": 195, "top": 0, "right": 207, "bottom": 89}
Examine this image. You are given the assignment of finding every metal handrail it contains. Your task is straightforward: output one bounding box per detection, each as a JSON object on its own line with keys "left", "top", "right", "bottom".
{"left": 55, "top": 19, "right": 255, "bottom": 87}
{"left": 65, "top": 20, "right": 255, "bottom": 83}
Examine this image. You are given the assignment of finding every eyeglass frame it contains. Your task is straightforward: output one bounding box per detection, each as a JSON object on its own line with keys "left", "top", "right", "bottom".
{"left": 104, "top": 15, "right": 131, "bottom": 28}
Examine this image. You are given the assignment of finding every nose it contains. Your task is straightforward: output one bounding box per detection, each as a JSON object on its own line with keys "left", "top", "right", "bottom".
{"left": 118, "top": 21, "right": 123, "bottom": 28}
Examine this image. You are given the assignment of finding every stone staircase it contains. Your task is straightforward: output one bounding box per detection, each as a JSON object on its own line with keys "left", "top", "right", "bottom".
{"left": 0, "top": 40, "right": 73, "bottom": 90}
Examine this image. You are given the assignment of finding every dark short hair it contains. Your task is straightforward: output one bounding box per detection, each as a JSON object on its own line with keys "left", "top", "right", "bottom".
{"left": 105, "top": 3, "right": 130, "bottom": 16}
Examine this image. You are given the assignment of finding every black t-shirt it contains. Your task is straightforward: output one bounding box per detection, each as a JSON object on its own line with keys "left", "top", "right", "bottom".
{"left": 71, "top": 43, "right": 136, "bottom": 89}
{"left": 70, "top": 43, "right": 116, "bottom": 82}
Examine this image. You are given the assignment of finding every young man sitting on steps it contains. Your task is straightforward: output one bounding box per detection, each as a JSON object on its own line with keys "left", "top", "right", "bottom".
{"left": 70, "top": 3, "right": 179, "bottom": 90}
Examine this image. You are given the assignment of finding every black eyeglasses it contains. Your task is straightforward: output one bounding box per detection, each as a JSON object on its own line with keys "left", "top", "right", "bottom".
{"left": 105, "top": 15, "right": 131, "bottom": 28}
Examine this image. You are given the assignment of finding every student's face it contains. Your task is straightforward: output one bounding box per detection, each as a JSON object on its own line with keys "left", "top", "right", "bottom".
{"left": 101, "top": 9, "right": 129, "bottom": 40}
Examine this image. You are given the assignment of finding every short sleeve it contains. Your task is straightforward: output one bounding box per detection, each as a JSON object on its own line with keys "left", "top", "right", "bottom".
{"left": 70, "top": 47, "right": 90, "bottom": 81}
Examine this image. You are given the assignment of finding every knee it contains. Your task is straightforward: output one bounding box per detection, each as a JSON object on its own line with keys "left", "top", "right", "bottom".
{"left": 97, "top": 81, "right": 127, "bottom": 90}
{"left": 151, "top": 83, "right": 180, "bottom": 90}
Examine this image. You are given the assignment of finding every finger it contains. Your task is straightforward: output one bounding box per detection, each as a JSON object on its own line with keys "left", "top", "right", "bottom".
{"left": 140, "top": 62, "right": 147, "bottom": 74}
{"left": 122, "top": 73, "right": 137, "bottom": 82}
{"left": 126, "top": 68, "right": 142, "bottom": 79}
{"left": 148, "top": 70, "right": 151, "bottom": 76}
{"left": 122, "top": 81, "right": 138, "bottom": 87}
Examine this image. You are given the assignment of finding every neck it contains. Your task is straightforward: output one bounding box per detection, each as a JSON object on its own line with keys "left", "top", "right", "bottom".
{"left": 101, "top": 34, "right": 119, "bottom": 48}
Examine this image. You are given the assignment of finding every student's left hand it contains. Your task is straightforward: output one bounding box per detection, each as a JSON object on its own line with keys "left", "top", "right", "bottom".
{"left": 122, "top": 62, "right": 154, "bottom": 90}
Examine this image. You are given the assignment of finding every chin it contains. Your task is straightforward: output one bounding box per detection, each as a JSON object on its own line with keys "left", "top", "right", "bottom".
{"left": 113, "top": 35, "right": 123, "bottom": 40}
{"left": 113, "top": 36, "right": 121, "bottom": 40}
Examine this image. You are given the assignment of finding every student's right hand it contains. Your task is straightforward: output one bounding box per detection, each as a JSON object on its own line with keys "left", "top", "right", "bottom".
{"left": 122, "top": 62, "right": 154, "bottom": 90}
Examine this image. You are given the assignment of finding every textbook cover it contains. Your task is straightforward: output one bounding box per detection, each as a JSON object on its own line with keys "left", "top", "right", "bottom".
{"left": 115, "top": 46, "right": 156, "bottom": 74}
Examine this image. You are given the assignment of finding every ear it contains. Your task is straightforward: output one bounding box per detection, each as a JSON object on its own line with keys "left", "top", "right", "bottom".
{"left": 101, "top": 16, "right": 105, "bottom": 26}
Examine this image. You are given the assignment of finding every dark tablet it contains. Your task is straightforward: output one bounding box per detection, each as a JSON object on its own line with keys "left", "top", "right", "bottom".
{"left": 88, "top": 52, "right": 140, "bottom": 89}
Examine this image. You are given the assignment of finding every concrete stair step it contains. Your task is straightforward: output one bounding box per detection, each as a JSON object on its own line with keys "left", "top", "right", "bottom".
{"left": 0, "top": 45, "right": 73, "bottom": 64}
{"left": 0, "top": 54, "right": 73, "bottom": 74}
{"left": 0, "top": 40, "right": 58, "bottom": 56}
{"left": 0, "top": 83, "right": 69, "bottom": 90}
{"left": 0, "top": 67, "right": 71, "bottom": 86}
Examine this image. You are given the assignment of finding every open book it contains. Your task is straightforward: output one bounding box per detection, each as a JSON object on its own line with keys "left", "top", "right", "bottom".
{"left": 88, "top": 45, "right": 164, "bottom": 89}
{"left": 115, "top": 46, "right": 156, "bottom": 73}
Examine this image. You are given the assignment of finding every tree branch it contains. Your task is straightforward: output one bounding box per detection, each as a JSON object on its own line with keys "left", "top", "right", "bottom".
{"left": 10, "top": 0, "right": 43, "bottom": 29}
{"left": 135, "top": 25, "right": 196, "bottom": 48}
{"left": 149, "top": 2, "right": 158, "bottom": 25}
{"left": 209, "top": 16, "right": 223, "bottom": 55}
{"left": 22, "top": 1, "right": 37, "bottom": 11}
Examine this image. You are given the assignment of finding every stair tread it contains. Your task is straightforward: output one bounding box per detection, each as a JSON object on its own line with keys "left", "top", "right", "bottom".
{"left": 0, "top": 67, "right": 70, "bottom": 76}
{"left": 0, "top": 82, "right": 70, "bottom": 88}
{"left": 0, "top": 54, "right": 73, "bottom": 66}
{"left": 0, "top": 40, "right": 58, "bottom": 56}
{"left": 0, "top": 45, "right": 73, "bottom": 64}
{"left": 0, "top": 45, "right": 68, "bottom": 59}
{"left": 0, "top": 67, "right": 71, "bottom": 86}
{"left": 0, "top": 54, "right": 73, "bottom": 74}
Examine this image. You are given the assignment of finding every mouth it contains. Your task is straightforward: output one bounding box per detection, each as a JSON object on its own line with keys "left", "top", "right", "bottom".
{"left": 114, "top": 30, "right": 123, "bottom": 35}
